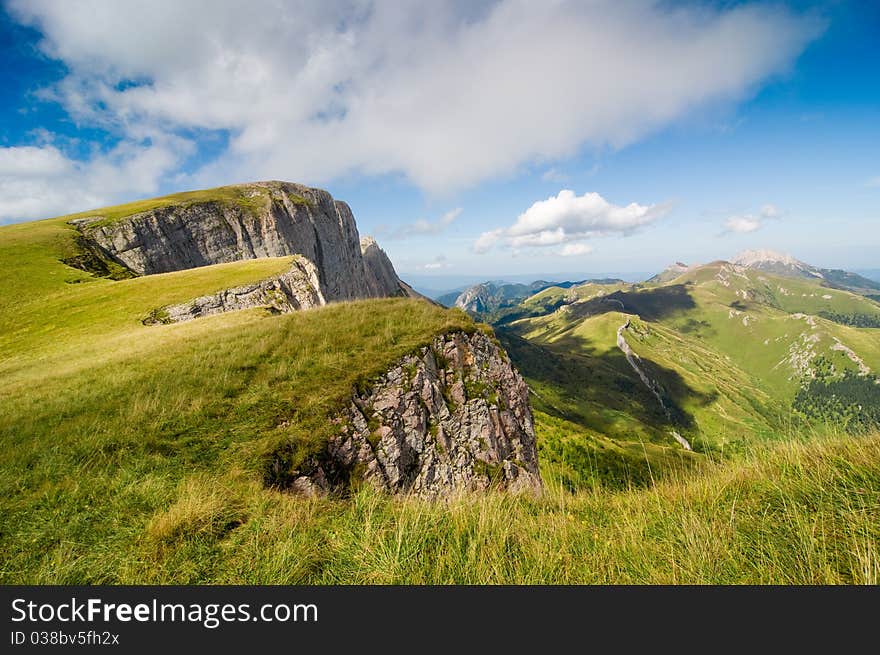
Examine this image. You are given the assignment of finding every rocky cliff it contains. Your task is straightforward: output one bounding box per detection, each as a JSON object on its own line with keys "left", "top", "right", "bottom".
{"left": 360, "top": 236, "right": 421, "bottom": 299}
{"left": 71, "top": 181, "right": 407, "bottom": 302}
{"left": 283, "top": 331, "right": 542, "bottom": 498}
{"left": 144, "top": 256, "right": 326, "bottom": 324}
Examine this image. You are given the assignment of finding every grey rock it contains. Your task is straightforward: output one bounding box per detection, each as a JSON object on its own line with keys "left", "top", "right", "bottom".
{"left": 77, "top": 181, "right": 409, "bottom": 303}
{"left": 297, "top": 331, "right": 542, "bottom": 498}
{"left": 360, "top": 236, "right": 421, "bottom": 299}
{"left": 146, "top": 256, "right": 326, "bottom": 324}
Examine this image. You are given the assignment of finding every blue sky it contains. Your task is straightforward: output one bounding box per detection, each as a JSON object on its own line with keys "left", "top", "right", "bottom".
{"left": 0, "top": 0, "right": 877, "bottom": 281}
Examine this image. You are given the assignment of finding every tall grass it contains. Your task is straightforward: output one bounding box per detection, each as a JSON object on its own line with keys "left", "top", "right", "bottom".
{"left": 1, "top": 212, "right": 878, "bottom": 585}
{"left": 11, "top": 431, "right": 873, "bottom": 585}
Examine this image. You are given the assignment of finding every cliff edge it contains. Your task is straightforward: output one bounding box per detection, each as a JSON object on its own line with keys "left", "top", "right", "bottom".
{"left": 69, "top": 180, "right": 410, "bottom": 304}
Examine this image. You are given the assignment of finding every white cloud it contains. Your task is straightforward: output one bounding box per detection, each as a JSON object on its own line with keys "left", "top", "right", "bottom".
{"left": 0, "top": 138, "right": 189, "bottom": 222}
{"left": 0, "top": 145, "right": 72, "bottom": 177}
{"left": 475, "top": 189, "right": 668, "bottom": 254}
{"left": 724, "top": 216, "right": 762, "bottom": 233}
{"left": 559, "top": 243, "right": 594, "bottom": 257}
{"left": 722, "top": 204, "right": 783, "bottom": 234}
{"left": 419, "top": 255, "right": 450, "bottom": 270}
{"left": 867, "top": 176, "right": 880, "bottom": 188}
{"left": 473, "top": 228, "right": 504, "bottom": 254}
{"left": 388, "top": 208, "right": 462, "bottom": 240}
{"left": 5, "top": 0, "right": 821, "bottom": 209}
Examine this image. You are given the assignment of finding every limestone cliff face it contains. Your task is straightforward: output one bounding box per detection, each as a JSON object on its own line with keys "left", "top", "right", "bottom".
{"left": 360, "top": 236, "right": 422, "bottom": 299}
{"left": 285, "top": 331, "right": 543, "bottom": 498}
{"left": 145, "top": 257, "right": 326, "bottom": 324}
{"left": 76, "top": 181, "right": 405, "bottom": 303}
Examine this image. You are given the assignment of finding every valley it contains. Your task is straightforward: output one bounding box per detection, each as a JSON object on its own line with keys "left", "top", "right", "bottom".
{"left": 451, "top": 252, "right": 880, "bottom": 483}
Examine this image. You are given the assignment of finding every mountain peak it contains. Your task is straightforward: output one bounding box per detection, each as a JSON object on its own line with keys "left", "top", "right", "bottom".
{"left": 732, "top": 249, "right": 802, "bottom": 268}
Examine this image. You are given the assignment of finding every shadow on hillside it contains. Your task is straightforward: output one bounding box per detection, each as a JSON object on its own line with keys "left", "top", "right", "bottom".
{"left": 568, "top": 284, "right": 697, "bottom": 322}
{"left": 494, "top": 284, "right": 697, "bottom": 327}
{"left": 497, "top": 327, "right": 714, "bottom": 438}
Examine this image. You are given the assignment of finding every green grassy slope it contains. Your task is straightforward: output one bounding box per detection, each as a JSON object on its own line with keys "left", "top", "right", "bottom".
{"left": 500, "top": 263, "right": 880, "bottom": 458}
{"left": 0, "top": 214, "right": 474, "bottom": 582}
{"left": 2, "top": 206, "right": 878, "bottom": 584}
{"left": 57, "top": 181, "right": 312, "bottom": 230}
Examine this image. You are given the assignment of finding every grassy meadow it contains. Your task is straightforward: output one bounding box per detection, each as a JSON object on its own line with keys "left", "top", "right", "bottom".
{"left": 1, "top": 212, "right": 879, "bottom": 584}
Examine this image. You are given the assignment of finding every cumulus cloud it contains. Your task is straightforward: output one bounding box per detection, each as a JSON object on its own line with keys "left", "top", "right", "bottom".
{"left": 559, "top": 243, "right": 594, "bottom": 257}
{"left": 3, "top": 0, "right": 820, "bottom": 216}
{"left": 0, "top": 138, "right": 189, "bottom": 222}
{"left": 473, "top": 228, "right": 505, "bottom": 254}
{"left": 475, "top": 189, "right": 668, "bottom": 254}
{"left": 722, "top": 204, "right": 783, "bottom": 234}
{"left": 724, "top": 216, "right": 762, "bottom": 233}
{"left": 387, "top": 208, "right": 462, "bottom": 240}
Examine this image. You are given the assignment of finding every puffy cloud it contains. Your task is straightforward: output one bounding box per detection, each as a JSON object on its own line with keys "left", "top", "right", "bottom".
{"left": 387, "top": 208, "right": 462, "bottom": 240}
{"left": 0, "top": 146, "right": 72, "bottom": 178}
{"left": 722, "top": 204, "right": 783, "bottom": 234}
{"left": 724, "top": 216, "right": 762, "bottom": 233}
{"left": 6, "top": 0, "right": 821, "bottom": 204}
{"left": 473, "top": 228, "right": 504, "bottom": 254}
{"left": 559, "top": 243, "right": 593, "bottom": 257}
{"left": 475, "top": 189, "right": 668, "bottom": 254}
{"left": 0, "top": 138, "right": 188, "bottom": 222}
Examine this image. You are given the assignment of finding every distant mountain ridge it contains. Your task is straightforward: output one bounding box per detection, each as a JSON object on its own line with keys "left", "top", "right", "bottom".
{"left": 484, "top": 256, "right": 880, "bottom": 477}
{"left": 446, "top": 280, "right": 577, "bottom": 313}
{"left": 647, "top": 262, "right": 691, "bottom": 284}
{"left": 648, "top": 250, "right": 880, "bottom": 296}
{"left": 443, "top": 278, "right": 625, "bottom": 317}
{"left": 731, "top": 249, "right": 880, "bottom": 295}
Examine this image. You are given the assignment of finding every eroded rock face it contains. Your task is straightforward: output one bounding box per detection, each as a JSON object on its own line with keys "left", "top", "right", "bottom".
{"left": 360, "top": 236, "right": 414, "bottom": 299}
{"left": 78, "top": 181, "right": 398, "bottom": 302}
{"left": 146, "top": 257, "right": 326, "bottom": 324}
{"left": 288, "top": 331, "right": 542, "bottom": 498}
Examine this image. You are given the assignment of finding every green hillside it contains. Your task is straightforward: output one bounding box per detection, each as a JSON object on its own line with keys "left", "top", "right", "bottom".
{"left": 0, "top": 211, "right": 476, "bottom": 582}
{"left": 497, "top": 262, "right": 880, "bottom": 458}
{"left": 2, "top": 203, "right": 879, "bottom": 584}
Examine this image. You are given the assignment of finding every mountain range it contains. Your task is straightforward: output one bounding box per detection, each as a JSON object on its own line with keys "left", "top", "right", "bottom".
{"left": 1, "top": 181, "right": 878, "bottom": 584}
{"left": 448, "top": 248, "right": 880, "bottom": 480}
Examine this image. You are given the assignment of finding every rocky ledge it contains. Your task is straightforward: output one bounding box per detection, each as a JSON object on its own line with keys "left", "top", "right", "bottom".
{"left": 144, "top": 257, "right": 326, "bottom": 324}
{"left": 70, "top": 181, "right": 415, "bottom": 303}
{"left": 283, "top": 331, "right": 542, "bottom": 498}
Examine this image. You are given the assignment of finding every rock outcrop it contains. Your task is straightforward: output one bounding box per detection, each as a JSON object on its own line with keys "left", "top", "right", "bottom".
{"left": 284, "top": 331, "right": 542, "bottom": 498}
{"left": 360, "top": 236, "right": 420, "bottom": 299}
{"left": 144, "top": 257, "right": 326, "bottom": 324}
{"left": 72, "top": 181, "right": 410, "bottom": 303}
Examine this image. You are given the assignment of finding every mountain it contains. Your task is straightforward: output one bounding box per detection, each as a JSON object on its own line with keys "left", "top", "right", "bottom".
{"left": 488, "top": 260, "right": 880, "bottom": 476}
{"left": 359, "top": 236, "right": 423, "bottom": 300}
{"left": 66, "top": 180, "right": 412, "bottom": 302}
{"left": 0, "top": 181, "right": 546, "bottom": 581}
{"left": 3, "top": 188, "right": 879, "bottom": 584}
{"left": 857, "top": 269, "right": 880, "bottom": 283}
{"left": 450, "top": 280, "right": 560, "bottom": 312}
{"left": 447, "top": 278, "right": 625, "bottom": 323}
{"left": 732, "top": 249, "right": 880, "bottom": 295}
{"left": 646, "top": 261, "right": 691, "bottom": 284}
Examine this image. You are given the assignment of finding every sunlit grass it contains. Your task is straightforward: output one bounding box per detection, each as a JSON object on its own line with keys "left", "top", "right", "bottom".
{"left": 2, "top": 205, "right": 878, "bottom": 584}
